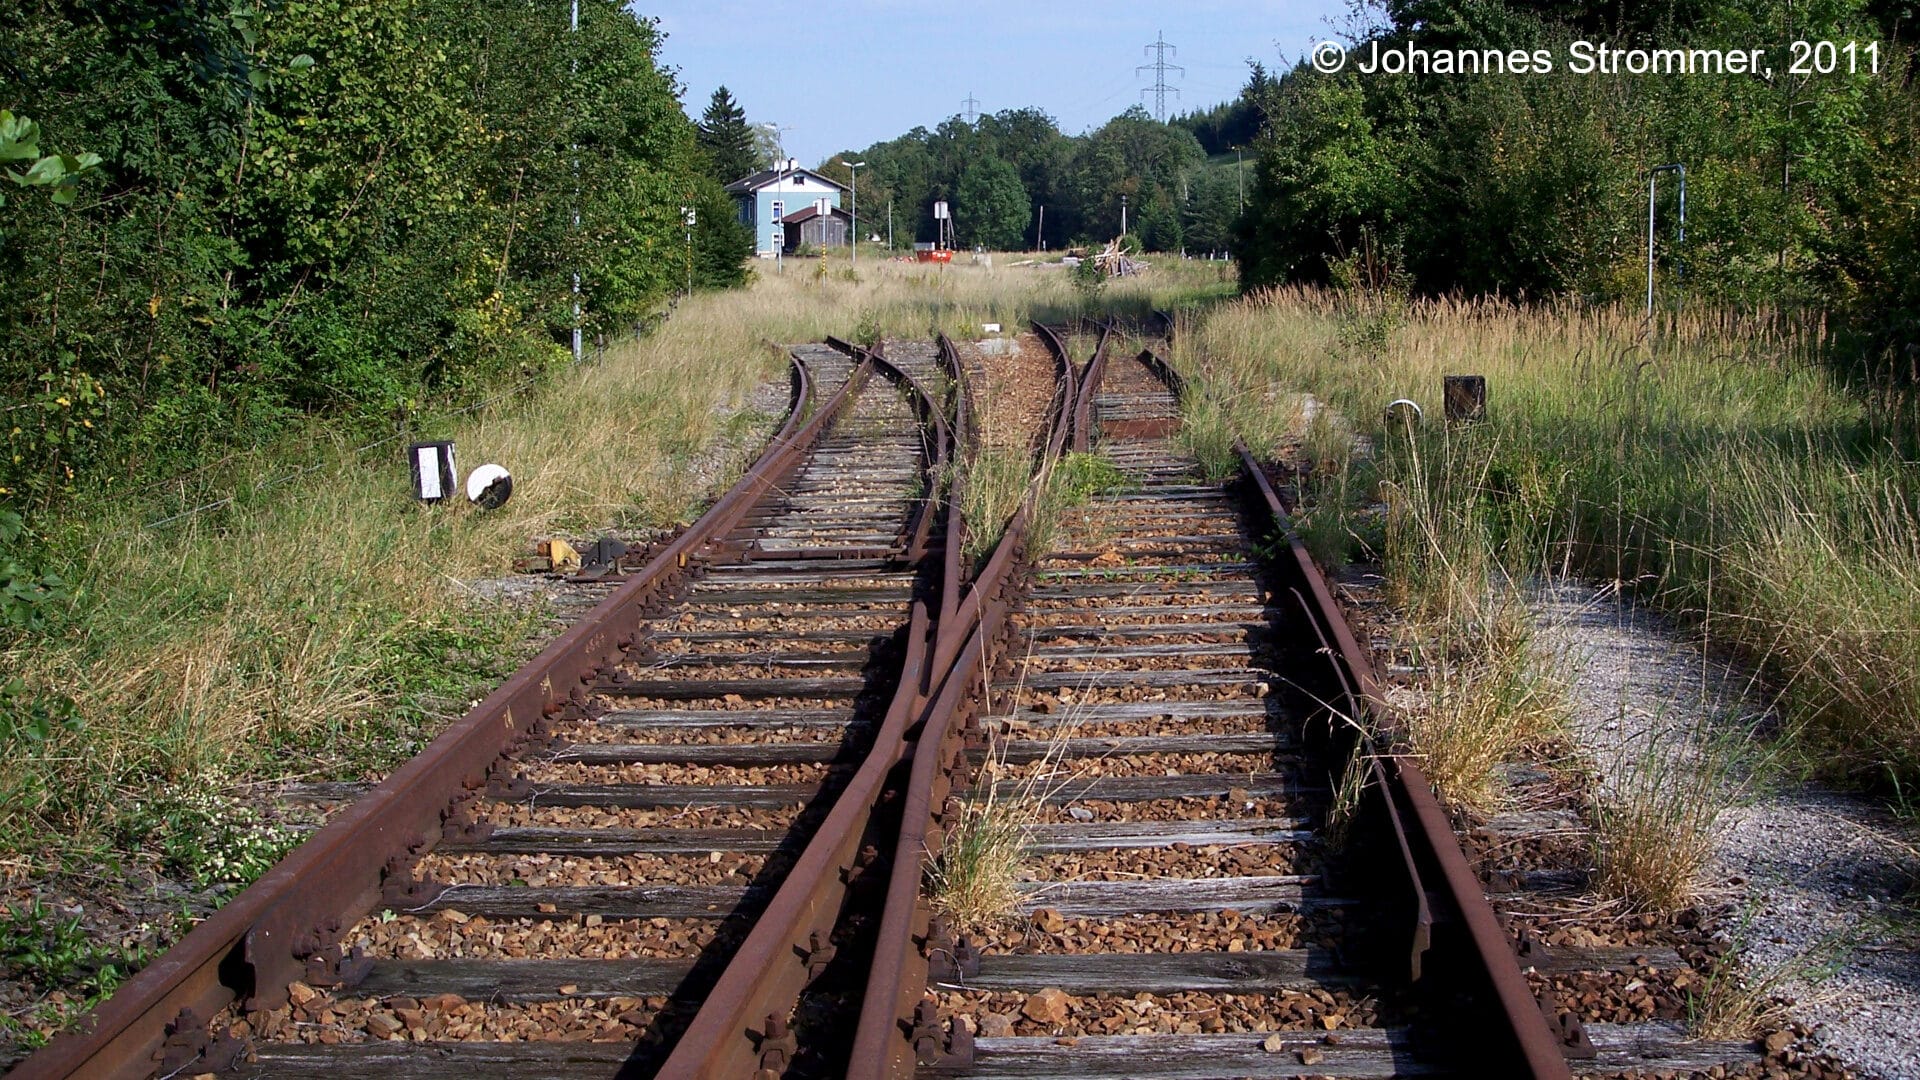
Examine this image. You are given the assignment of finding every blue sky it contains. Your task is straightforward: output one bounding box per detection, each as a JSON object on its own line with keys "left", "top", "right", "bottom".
{"left": 648, "top": 2, "right": 1351, "bottom": 165}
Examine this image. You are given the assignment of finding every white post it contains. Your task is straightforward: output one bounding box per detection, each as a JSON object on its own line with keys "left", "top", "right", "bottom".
{"left": 1038, "top": 205, "right": 1045, "bottom": 252}
{"left": 1645, "top": 163, "right": 1687, "bottom": 319}
{"left": 1646, "top": 171, "right": 1657, "bottom": 318}
{"left": 570, "top": 0, "right": 581, "bottom": 364}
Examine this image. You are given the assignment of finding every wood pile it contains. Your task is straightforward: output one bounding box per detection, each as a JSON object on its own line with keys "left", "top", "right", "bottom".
{"left": 1088, "top": 239, "right": 1146, "bottom": 278}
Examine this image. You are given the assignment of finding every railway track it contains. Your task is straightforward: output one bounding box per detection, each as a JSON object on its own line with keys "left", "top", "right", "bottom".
{"left": 842, "top": 329, "right": 1772, "bottom": 1080}
{"left": 12, "top": 324, "right": 1776, "bottom": 1080}
{"left": 6, "top": 339, "right": 960, "bottom": 1080}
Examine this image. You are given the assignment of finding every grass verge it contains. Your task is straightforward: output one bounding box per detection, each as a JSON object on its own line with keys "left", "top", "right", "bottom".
{"left": 1180, "top": 286, "right": 1920, "bottom": 799}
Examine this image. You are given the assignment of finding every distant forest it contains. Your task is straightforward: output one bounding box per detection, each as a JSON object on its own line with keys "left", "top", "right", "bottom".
{"left": 817, "top": 81, "right": 1274, "bottom": 256}
{"left": 834, "top": 0, "right": 1916, "bottom": 356}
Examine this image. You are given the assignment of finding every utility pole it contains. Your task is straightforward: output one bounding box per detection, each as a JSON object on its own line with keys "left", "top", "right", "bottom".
{"left": 1137, "top": 32, "right": 1184, "bottom": 123}
{"left": 569, "top": 0, "right": 581, "bottom": 363}
{"left": 887, "top": 197, "right": 893, "bottom": 252}
{"left": 1235, "top": 146, "right": 1244, "bottom": 212}
{"left": 962, "top": 92, "right": 981, "bottom": 123}
{"left": 847, "top": 160, "right": 865, "bottom": 266}
{"left": 1037, "top": 205, "right": 1045, "bottom": 252}
{"left": 1120, "top": 194, "right": 1128, "bottom": 239}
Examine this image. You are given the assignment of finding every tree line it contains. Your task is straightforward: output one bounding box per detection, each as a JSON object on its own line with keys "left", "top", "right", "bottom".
{"left": 816, "top": 98, "right": 1262, "bottom": 256}
{"left": 1, "top": 0, "right": 754, "bottom": 510}
{"left": 1232, "top": 0, "right": 1920, "bottom": 356}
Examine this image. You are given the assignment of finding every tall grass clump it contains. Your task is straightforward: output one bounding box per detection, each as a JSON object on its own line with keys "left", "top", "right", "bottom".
{"left": 1590, "top": 728, "right": 1732, "bottom": 913}
{"left": 961, "top": 447, "right": 1038, "bottom": 561}
{"left": 926, "top": 783, "right": 1031, "bottom": 929}
{"left": 1182, "top": 288, "right": 1920, "bottom": 797}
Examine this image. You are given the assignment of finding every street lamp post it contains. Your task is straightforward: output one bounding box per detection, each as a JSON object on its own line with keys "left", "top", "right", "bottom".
{"left": 847, "top": 160, "right": 865, "bottom": 266}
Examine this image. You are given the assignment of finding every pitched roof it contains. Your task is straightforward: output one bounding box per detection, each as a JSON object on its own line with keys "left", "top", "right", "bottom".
{"left": 780, "top": 205, "right": 851, "bottom": 224}
{"left": 724, "top": 166, "right": 848, "bottom": 194}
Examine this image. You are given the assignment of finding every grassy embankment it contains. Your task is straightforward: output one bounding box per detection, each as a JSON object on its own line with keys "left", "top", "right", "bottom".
{"left": 1176, "top": 288, "right": 1920, "bottom": 905}
{"left": 3, "top": 257, "right": 1232, "bottom": 875}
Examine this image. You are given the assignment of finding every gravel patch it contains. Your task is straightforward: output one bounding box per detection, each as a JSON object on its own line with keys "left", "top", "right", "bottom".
{"left": 1532, "top": 579, "right": 1920, "bottom": 1080}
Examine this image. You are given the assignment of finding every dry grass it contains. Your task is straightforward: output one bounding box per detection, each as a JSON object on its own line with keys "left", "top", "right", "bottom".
{"left": 3, "top": 259, "right": 1230, "bottom": 865}
{"left": 1687, "top": 911, "right": 1842, "bottom": 1040}
{"left": 926, "top": 776, "right": 1032, "bottom": 929}
{"left": 1179, "top": 286, "right": 1920, "bottom": 800}
{"left": 1589, "top": 728, "right": 1731, "bottom": 913}
{"left": 1398, "top": 602, "right": 1566, "bottom": 814}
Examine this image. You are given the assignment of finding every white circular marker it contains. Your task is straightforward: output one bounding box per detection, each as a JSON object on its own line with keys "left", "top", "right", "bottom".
{"left": 466, "top": 463, "right": 513, "bottom": 509}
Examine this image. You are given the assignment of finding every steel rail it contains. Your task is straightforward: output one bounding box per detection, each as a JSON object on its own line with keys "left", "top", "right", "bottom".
{"left": 6, "top": 351, "right": 874, "bottom": 1080}
{"left": 1232, "top": 442, "right": 1575, "bottom": 1080}
{"left": 654, "top": 339, "right": 966, "bottom": 1078}
{"left": 1121, "top": 343, "right": 1574, "bottom": 1077}
{"left": 846, "top": 327, "right": 1083, "bottom": 1078}
{"left": 1068, "top": 324, "right": 1113, "bottom": 453}
{"left": 845, "top": 335, "right": 1580, "bottom": 1079}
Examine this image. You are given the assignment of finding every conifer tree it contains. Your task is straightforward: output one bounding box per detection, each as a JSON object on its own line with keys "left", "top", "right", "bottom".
{"left": 698, "top": 86, "right": 759, "bottom": 184}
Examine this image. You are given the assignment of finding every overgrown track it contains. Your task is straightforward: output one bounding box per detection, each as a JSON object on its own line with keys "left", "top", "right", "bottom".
{"left": 4, "top": 341, "right": 961, "bottom": 1080}
{"left": 842, "top": 333, "right": 1769, "bottom": 1079}
{"left": 13, "top": 328, "right": 1776, "bottom": 1080}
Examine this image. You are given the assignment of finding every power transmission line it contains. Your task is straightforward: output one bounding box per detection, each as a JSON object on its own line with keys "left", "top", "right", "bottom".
{"left": 961, "top": 92, "right": 981, "bottom": 123}
{"left": 1136, "top": 31, "right": 1184, "bottom": 122}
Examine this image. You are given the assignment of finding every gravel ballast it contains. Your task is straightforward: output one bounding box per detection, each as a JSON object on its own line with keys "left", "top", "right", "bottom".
{"left": 1533, "top": 581, "right": 1920, "bottom": 1080}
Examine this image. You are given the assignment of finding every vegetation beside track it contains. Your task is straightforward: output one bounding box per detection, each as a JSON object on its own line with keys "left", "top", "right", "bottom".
{"left": 1177, "top": 288, "right": 1920, "bottom": 816}
{"left": 0, "top": 260, "right": 1226, "bottom": 1054}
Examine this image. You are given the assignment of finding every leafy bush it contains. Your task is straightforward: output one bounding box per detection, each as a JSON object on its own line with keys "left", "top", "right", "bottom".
{"left": 0, "top": 0, "right": 747, "bottom": 509}
{"left": 0, "top": 510, "right": 68, "bottom": 636}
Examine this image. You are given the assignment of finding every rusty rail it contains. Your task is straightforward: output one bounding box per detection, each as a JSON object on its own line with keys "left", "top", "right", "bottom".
{"left": 1233, "top": 441, "right": 1576, "bottom": 1079}
{"left": 655, "top": 339, "right": 965, "bottom": 1078}
{"left": 843, "top": 337, "right": 1579, "bottom": 1079}
{"left": 846, "top": 326, "right": 1081, "bottom": 1079}
{"left": 6, "top": 351, "right": 877, "bottom": 1080}
{"left": 1068, "top": 323, "right": 1112, "bottom": 453}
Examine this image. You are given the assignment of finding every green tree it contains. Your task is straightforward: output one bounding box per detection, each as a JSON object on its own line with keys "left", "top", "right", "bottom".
{"left": 697, "top": 86, "right": 758, "bottom": 185}
{"left": 955, "top": 157, "right": 1029, "bottom": 250}
{"left": 0, "top": 0, "right": 738, "bottom": 508}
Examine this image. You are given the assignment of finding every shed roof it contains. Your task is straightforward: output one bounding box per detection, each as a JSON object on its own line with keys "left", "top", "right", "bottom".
{"left": 780, "top": 205, "right": 851, "bottom": 224}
